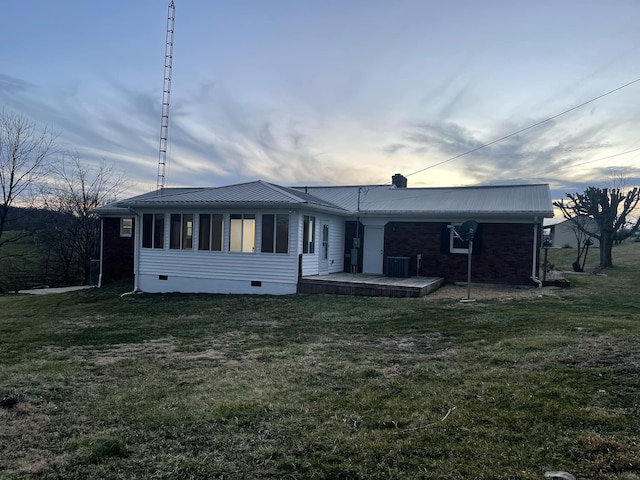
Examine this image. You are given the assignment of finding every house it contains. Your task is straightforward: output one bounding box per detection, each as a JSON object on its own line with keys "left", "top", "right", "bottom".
{"left": 544, "top": 216, "right": 600, "bottom": 248}
{"left": 94, "top": 175, "right": 554, "bottom": 295}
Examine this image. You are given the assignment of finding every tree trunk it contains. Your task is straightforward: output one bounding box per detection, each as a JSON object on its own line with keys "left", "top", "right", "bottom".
{"left": 599, "top": 230, "right": 614, "bottom": 268}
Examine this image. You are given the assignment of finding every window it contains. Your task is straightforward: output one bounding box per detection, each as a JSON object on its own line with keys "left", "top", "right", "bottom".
{"left": 449, "top": 223, "right": 470, "bottom": 254}
{"left": 303, "top": 215, "right": 315, "bottom": 254}
{"left": 322, "top": 224, "right": 329, "bottom": 259}
{"left": 230, "top": 214, "right": 255, "bottom": 252}
{"left": 142, "top": 213, "right": 165, "bottom": 249}
{"left": 199, "top": 214, "right": 224, "bottom": 251}
{"left": 170, "top": 214, "right": 193, "bottom": 250}
{"left": 120, "top": 218, "right": 133, "bottom": 237}
{"left": 261, "top": 214, "right": 289, "bottom": 253}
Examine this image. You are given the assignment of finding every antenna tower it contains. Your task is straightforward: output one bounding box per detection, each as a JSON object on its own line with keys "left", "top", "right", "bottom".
{"left": 157, "top": 0, "right": 175, "bottom": 190}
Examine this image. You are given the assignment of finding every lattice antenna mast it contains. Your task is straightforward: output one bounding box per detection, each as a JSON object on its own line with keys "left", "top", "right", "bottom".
{"left": 157, "top": 0, "right": 175, "bottom": 190}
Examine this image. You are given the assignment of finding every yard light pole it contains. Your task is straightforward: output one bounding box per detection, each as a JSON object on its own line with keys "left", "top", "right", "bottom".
{"left": 465, "top": 229, "right": 474, "bottom": 301}
{"left": 450, "top": 220, "right": 478, "bottom": 303}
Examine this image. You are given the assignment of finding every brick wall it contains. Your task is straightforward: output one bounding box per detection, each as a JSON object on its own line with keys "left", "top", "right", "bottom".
{"left": 102, "top": 217, "right": 135, "bottom": 285}
{"left": 384, "top": 221, "right": 539, "bottom": 285}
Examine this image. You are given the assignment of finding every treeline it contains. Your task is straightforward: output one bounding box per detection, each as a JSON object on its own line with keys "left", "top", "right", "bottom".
{"left": 0, "top": 206, "right": 100, "bottom": 292}
{"left": 0, "top": 112, "right": 127, "bottom": 293}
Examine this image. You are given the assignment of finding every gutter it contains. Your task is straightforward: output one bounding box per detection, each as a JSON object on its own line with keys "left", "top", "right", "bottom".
{"left": 531, "top": 218, "right": 543, "bottom": 288}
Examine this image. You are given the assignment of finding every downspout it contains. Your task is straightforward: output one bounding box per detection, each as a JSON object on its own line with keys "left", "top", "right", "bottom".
{"left": 531, "top": 218, "right": 542, "bottom": 288}
{"left": 98, "top": 217, "right": 104, "bottom": 288}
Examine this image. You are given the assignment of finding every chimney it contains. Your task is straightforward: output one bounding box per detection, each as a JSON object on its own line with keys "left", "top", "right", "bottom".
{"left": 392, "top": 173, "right": 407, "bottom": 188}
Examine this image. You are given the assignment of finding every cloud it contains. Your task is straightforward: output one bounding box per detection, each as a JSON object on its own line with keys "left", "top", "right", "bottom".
{"left": 393, "top": 111, "right": 627, "bottom": 191}
{"left": 0, "top": 74, "right": 37, "bottom": 96}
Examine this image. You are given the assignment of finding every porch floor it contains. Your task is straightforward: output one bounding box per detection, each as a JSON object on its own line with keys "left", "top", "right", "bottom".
{"left": 298, "top": 273, "right": 445, "bottom": 298}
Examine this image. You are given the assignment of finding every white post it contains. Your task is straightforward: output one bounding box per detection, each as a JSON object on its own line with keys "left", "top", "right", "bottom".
{"left": 466, "top": 230, "right": 474, "bottom": 300}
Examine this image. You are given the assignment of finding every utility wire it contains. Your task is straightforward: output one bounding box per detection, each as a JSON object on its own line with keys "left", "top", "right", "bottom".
{"left": 404, "top": 77, "right": 640, "bottom": 179}
{"left": 492, "top": 146, "right": 640, "bottom": 185}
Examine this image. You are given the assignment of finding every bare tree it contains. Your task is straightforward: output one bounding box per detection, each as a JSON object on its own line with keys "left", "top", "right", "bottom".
{"left": 554, "top": 186, "right": 640, "bottom": 268}
{"left": 40, "top": 153, "right": 128, "bottom": 284}
{"left": 0, "top": 111, "right": 57, "bottom": 250}
{"left": 566, "top": 215, "right": 595, "bottom": 272}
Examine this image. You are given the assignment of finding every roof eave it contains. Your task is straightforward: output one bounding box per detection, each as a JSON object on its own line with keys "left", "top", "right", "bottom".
{"left": 114, "top": 200, "right": 350, "bottom": 214}
{"left": 353, "top": 210, "right": 554, "bottom": 218}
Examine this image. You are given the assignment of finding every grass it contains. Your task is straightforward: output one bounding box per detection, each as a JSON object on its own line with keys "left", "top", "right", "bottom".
{"left": 0, "top": 231, "right": 45, "bottom": 292}
{"left": 0, "top": 243, "right": 639, "bottom": 479}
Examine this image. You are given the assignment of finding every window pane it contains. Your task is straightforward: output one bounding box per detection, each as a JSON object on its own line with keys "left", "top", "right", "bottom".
{"left": 199, "top": 214, "right": 211, "bottom": 250}
{"left": 275, "top": 214, "right": 289, "bottom": 253}
{"left": 153, "top": 215, "right": 165, "bottom": 249}
{"left": 142, "top": 214, "right": 153, "bottom": 248}
{"left": 303, "top": 216, "right": 309, "bottom": 253}
{"left": 170, "top": 214, "right": 181, "bottom": 249}
{"left": 262, "top": 214, "right": 275, "bottom": 253}
{"left": 242, "top": 218, "right": 255, "bottom": 252}
{"left": 230, "top": 214, "right": 242, "bottom": 252}
{"left": 449, "top": 223, "right": 470, "bottom": 253}
{"left": 121, "top": 218, "right": 133, "bottom": 237}
{"left": 211, "top": 214, "right": 223, "bottom": 251}
{"left": 303, "top": 215, "right": 315, "bottom": 254}
{"left": 182, "top": 214, "right": 193, "bottom": 249}
{"left": 322, "top": 224, "right": 329, "bottom": 259}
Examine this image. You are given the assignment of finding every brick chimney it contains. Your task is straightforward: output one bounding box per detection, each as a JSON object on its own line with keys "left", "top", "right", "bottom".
{"left": 392, "top": 173, "right": 407, "bottom": 188}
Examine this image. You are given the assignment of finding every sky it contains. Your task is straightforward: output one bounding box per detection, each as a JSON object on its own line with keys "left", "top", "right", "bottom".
{"left": 2, "top": 0, "right": 639, "bottom": 201}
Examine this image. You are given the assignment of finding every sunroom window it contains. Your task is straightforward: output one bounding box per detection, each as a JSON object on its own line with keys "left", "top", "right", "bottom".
{"left": 230, "top": 214, "right": 255, "bottom": 252}
{"left": 142, "top": 213, "right": 165, "bottom": 249}
{"left": 198, "top": 214, "right": 224, "bottom": 251}
{"left": 170, "top": 214, "right": 193, "bottom": 250}
{"left": 261, "top": 214, "right": 289, "bottom": 253}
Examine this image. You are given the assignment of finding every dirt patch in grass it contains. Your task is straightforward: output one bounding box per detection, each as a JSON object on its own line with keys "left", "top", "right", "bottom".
{"left": 558, "top": 334, "right": 640, "bottom": 369}
{"left": 425, "top": 282, "right": 568, "bottom": 301}
{"left": 0, "top": 400, "right": 56, "bottom": 475}
{"left": 66, "top": 338, "right": 178, "bottom": 366}
{"left": 64, "top": 333, "right": 266, "bottom": 368}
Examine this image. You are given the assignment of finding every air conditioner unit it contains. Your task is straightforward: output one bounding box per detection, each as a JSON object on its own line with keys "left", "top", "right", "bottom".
{"left": 386, "top": 256, "right": 410, "bottom": 278}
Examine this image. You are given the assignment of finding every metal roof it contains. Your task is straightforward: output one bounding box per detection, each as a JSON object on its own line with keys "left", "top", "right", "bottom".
{"left": 298, "top": 184, "right": 554, "bottom": 217}
{"left": 114, "top": 181, "right": 348, "bottom": 213}
{"left": 100, "top": 181, "right": 553, "bottom": 218}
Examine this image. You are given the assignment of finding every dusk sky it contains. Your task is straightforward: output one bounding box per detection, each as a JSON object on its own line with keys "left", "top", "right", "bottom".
{"left": 2, "top": 1, "right": 639, "bottom": 200}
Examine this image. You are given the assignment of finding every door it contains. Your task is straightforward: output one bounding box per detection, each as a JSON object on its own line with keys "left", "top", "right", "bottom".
{"left": 363, "top": 226, "right": 384, "bottom": 274}
{"left": 320, "top": 223, "right": 329, "bottom": 274}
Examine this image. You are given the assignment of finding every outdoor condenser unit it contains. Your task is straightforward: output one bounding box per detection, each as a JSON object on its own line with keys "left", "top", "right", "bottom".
{"left": 386, "top": 256, "right": 410, "bottom": 278}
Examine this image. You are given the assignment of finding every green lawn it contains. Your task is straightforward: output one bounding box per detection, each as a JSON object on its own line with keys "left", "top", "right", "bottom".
{"left": 1, "top": 243, "right": 639, "bottom": 479}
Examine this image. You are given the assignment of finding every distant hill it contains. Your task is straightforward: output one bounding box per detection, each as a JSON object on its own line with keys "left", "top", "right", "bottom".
{"left": 1, "top": 207, "right": 63, "bottom": 232}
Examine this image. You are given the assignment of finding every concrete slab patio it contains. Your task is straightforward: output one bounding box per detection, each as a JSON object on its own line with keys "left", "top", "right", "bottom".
{"left": 298, "top": 273, "right": 444, "bottom": 297}
{"left": 17, "top": 286, "right": 95, "bottom": 295}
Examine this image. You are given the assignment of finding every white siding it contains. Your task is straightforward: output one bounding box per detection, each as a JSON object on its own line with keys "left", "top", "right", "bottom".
{"left": 139, "top": 250, "right": 298, "bottom": 283}
{"left": 328, "top": 216, "right": 344, "bottom": 273}
{"left": 136, "top": 209, "right": 303, "bottom": 294}
{"left": 300, "top": 212, "right": 345, "bottom": 276}
{"left": 550, "top": 218, "right": 600, "bottom": 248}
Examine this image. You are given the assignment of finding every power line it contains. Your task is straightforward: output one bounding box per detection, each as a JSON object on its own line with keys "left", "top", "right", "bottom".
{"left": 404, "top": 76, "right": 640, "bottom": 179}
{"left": 493, "top": 146, "right": 640, "bottom": 185}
